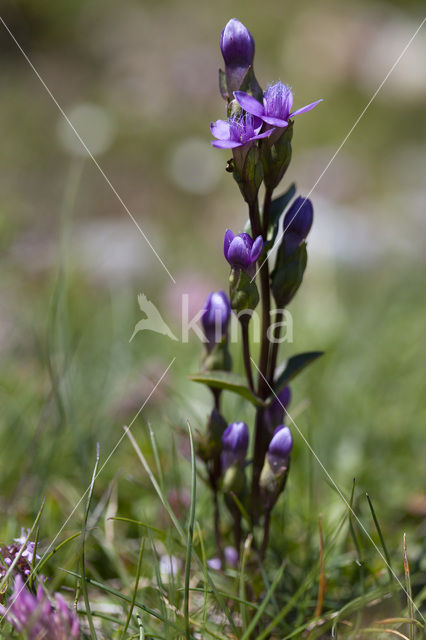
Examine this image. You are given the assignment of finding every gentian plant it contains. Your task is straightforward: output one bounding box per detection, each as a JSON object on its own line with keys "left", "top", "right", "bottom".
{"left": 191, "top": 17, "right": 323, "bottom": 563}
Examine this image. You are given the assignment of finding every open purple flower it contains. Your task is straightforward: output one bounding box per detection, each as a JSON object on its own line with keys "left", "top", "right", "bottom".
{"left": 0, "top": 529, "right": 40, "bottom": 579}
{"left": 221, "top": 421, "right": 249, "bottom": 471}
{"left": 211, "top": 112, "right": 272, "bottom": 149}
{"left": 264, "top": 386, "right": 291, "bottom": 433}
{"left": 201, "top": 291, "right": 231, "bottom": 347}
{"left": 0, "top": 575, "right": 80, "bottom": 639}
{"left": 234, "top": 82, "right": 322, "bottom": 129}
{"left": 283, "top": 196, "right": 313, "bottom": 255}
{"left": 268, "top": 425, "right": 293, "bottom": 473}
{"left": 224, "top": 230, "right": 263, "bottom": 273}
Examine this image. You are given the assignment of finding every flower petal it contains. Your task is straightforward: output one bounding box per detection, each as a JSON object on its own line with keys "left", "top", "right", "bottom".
{"left": 211, "top": 139, "right": 242, "bottom": 149}
{"left": 227, "top": 236, "right": 250, "bottom": 269}
{"left": 290, "top": 99, "right": 323, "bottom": 117}
{"left": 233, "top": 91, "right": 265, "bottom": 118}
{"left": 261, "top": 115, "right": 288, "bottom": 127}
{"left": 250, "top": 235, "right": 264, "bottom": 262}
{"left": 210, "top": 119, "right": 232, "bottom": 140}
{"left": 223, "top": 229, "right": 234, "bottom": 261}
{"left": 251, "top": 129, "right": 275, "bottom": 141}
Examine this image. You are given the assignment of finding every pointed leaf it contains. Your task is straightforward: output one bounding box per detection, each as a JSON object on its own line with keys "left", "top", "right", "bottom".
{"left": 272, "top": 351, "right": 324, "bottom": 398}
{"left": 189, "top": 371, "right": 263, "bottom": 407}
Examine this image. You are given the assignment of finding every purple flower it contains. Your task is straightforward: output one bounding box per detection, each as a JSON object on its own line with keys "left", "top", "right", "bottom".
{"left": 201, "top": 291, "right": 231, "bottom": 347}
{"left": 220, "top": 19, "right": 255, "bottom": 69}
{"left": 234, "top": 82, "right": 322, "bottom": 129}
{"left": 221, "top": 422, "right": 249, "bottom": 471}
{"left": 264, "top": 386, "right": 291, "bottom": 433}
{"left": 211, "top": 112, "right": 272, "bottom": 150}
{"left": 268, "top": 425, "right": 293, "bottom": 473}
{"left": 0, "top": 575, "right": 80, "bottom": 639}
{"left": 0, "top": 529, "right": 40, "bottom": 579}
{"left": 283, "top": 196, "right": 313, "bottom": 255}
{"left": 224, "top": 230, "right": 263, "bottom": 273}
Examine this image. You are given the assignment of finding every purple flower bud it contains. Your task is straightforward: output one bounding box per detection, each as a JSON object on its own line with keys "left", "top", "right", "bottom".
{"left": 221, "top": 421, "right": 249, "bottom": 471}
{"left": 234, "top": 82, "right": 322, "bottom": 129}
{"left": 264, "top": 386, "right": 291, "bottom": 433}
{"left": 223, "top": 230, "right": 263, "bottom": 272}
{"left": 283, "top": 196, "right": 313, "bottom": 255}
{"left": 220, "top": 19, "right": 255, "bottom": 68}
{"left": 201, "top": 291, "right": 231, "bottom": 347}
{"left": 211, "top": 112, "right": 272, "bottom": 150}
{"left": 267, "top": 425, "right": 293, "bottom": 473}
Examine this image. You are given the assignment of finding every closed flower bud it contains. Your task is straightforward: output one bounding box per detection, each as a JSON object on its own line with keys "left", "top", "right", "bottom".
{"left": 268, "top": 425, "right": 293, "bottom": 473}
{"left": 260, "top": 426, "right": 292, "bottom": 510}
{"left": 224, "top": 230, "right": 263, "bottom": 274}
{"left": 220, "top": 19, "right": 255, "bottom": 96}
{"left": 220, "top": 19, "right": 255, "bottom": 69}
{"left": 283, "top": 196, "right": 313, "bottom": 256}
{"left": 221, "top": 421, "right": 249, "bottom": 472}
{"left": 201, "top": 291, "right": 231, "bottom": 349}
{"left": 263, "top": 386, "right": 291, "bottom": 433}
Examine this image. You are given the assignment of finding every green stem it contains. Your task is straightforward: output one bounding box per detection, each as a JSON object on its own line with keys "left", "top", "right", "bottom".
{"left": 250, "top": 191, "right": 274, "bottom": 523}
{"left": 268, "top": 309, "right": 283, "bottom": 384}
{"left": 240, "top": 317, "right": 254, "bottom": 392}
{"left": 262, "top": 187, "right": 273, "bottom": 237}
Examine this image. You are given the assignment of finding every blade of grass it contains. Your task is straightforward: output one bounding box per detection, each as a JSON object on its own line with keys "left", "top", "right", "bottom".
{"left": 137, "top": 613, "right": 145, "bottom": 639}
{"left": 81, "top": 443, "right": 100, "bottom": 640}
{"left": 195, "top": 522, "right": 209, "bottom": 626}
{"left": 361, "top": 628, "right": 410, "bottom": 639}
{"left": 366, "top": 493, "right": 393, "bottom": 583}
{"left": 241, "top": 562, "right": 285, "bottom": 640}
{"left": 314, "top": 516, "right": 326, "bottom": 618}
{"left": 63, "top": 568, "right": 171, "bottom": 623}
{"left": 0, "top": 498, "right": 45, "bottom": 592}
{"left": 29, "top": 525, "right": 40, "bottom": 591}
{"left": 124, "top": 427, "right": 184, "bottom": 538}
{"left": 125, "top": 425, "right": 238, "bottom": 636}
{"left": 121, "top": 538, "right": 145, "bottom": 639}
{"left": 184, "top": 420, "right": 196, "bottom": 640}
{"left": 33, "top": 532, "right": 81, "bottom": 575}
{"left": 403, "top": 534, "right": 415, "bottom": 640}
{"left": 239, "top": 534, "right": 253, "bottom": 632}
{"left": 148, "top": 423, "right": 165, "bottom": 494}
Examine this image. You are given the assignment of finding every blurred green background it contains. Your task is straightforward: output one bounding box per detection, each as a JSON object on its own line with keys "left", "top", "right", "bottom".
{"left": 0, "top": 0, "right": 425, "bottom": 572}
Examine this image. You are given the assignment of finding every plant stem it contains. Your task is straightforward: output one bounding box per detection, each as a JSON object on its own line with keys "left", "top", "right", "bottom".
{"left": 268, "top": 309, "right": 283, "bottom": 384}
{"left": 240, "top": 317, "right": 254, "bottom": 392}
{"left": 262, "top": 187, "right": 273, "bottom": 237}
{"left": 250, "top": 191, "right": 274, "bottom": 522}
{"left": 211, "top": 387, "right": 221, "bottom": 411}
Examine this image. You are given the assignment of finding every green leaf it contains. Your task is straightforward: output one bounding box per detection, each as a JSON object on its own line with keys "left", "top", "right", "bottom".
{"left": 272, "top": 351, "right": 324, "bottom": 397}
{"left": 189, "top": 371, "right": 263, "bottom": 407}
